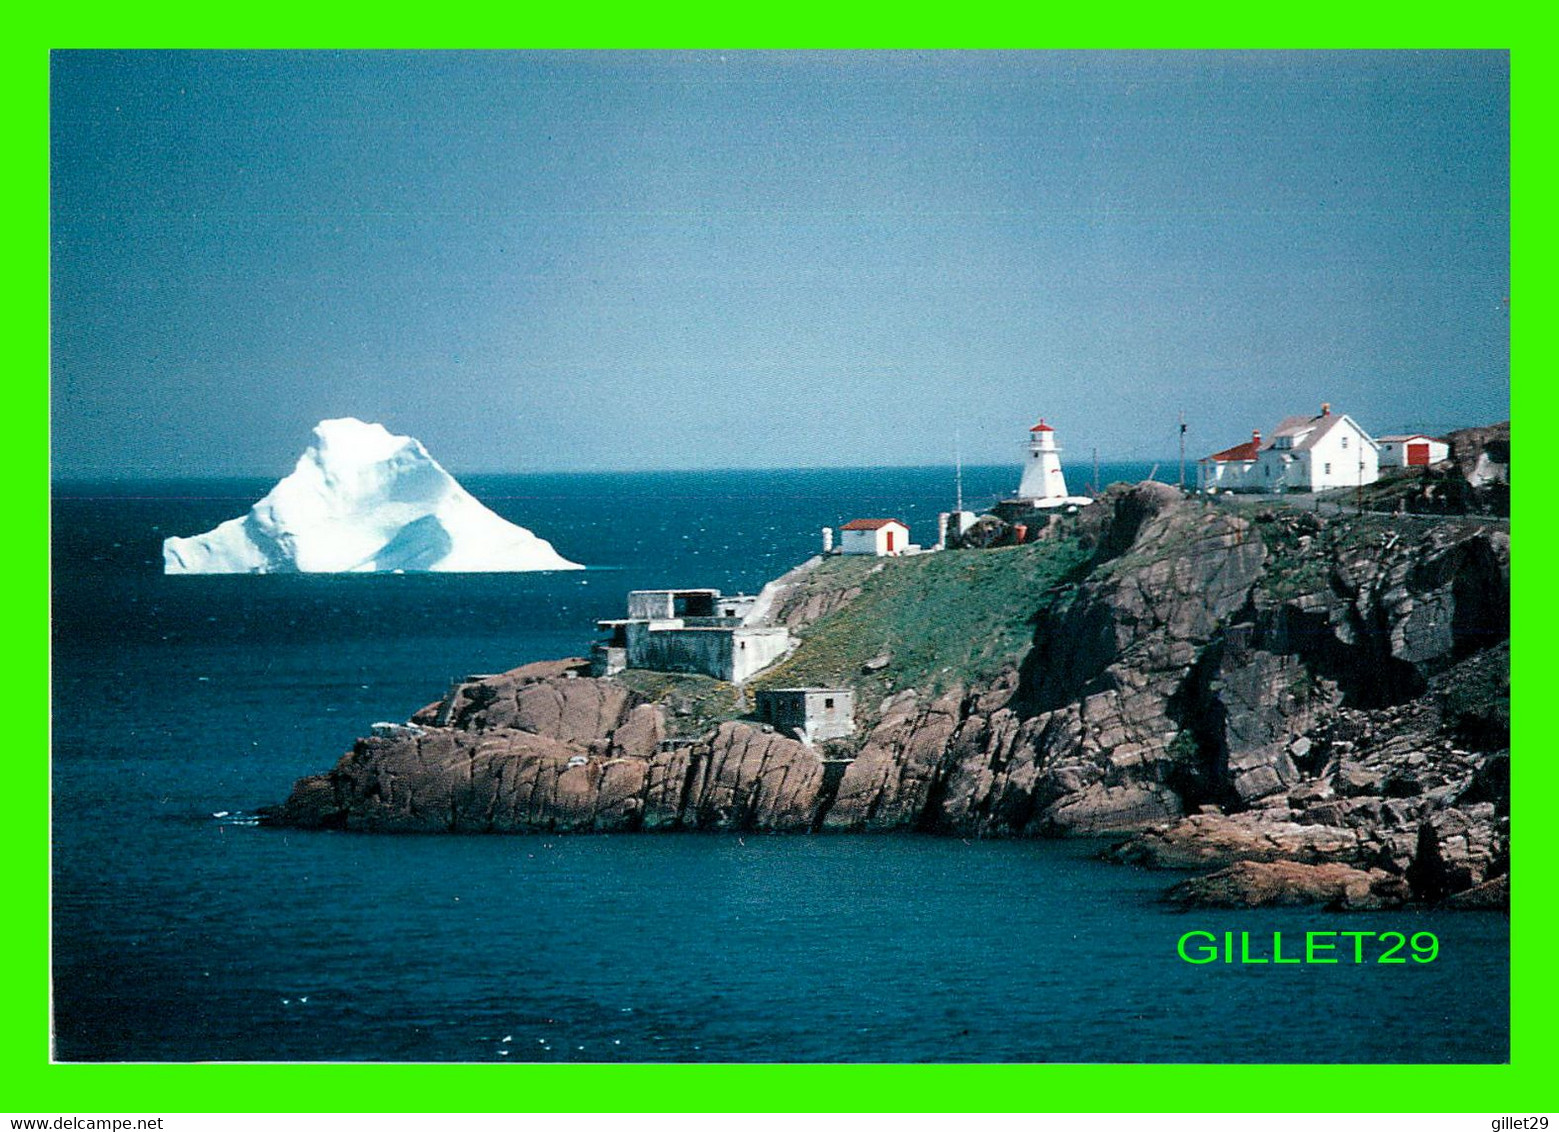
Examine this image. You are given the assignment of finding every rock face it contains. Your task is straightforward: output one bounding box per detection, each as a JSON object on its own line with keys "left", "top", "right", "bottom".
{"left": 1163, "top": 860, "right": 1410, "bottom": 910}
{"left": 1371, "top": 421, "right": 1509, "bottom": 518}
{"left": 268, "top": 659, "right": 831, "bottom": 833}
{"left": 266, "top": 481, "right": 1510, "bottom": 908}
{"left": 1442, "top": 873, "right": 1510, "bottom": 911}
{"left": 1447, "top": 421, "right": 1510, "bottom": 510}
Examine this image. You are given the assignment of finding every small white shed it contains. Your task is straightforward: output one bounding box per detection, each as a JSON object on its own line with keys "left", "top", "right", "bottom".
{"left": 1378, "top": 434, "right": 1451, "bottom": 468}
{"left": 840, "top": 518, "right": 910, "bottom": 557}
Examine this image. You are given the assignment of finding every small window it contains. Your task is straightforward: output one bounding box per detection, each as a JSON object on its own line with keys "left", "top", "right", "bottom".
{"left": 824, "top": 697, "right": 835, "bottom": 709}
{"left": 1341, "top": 435, "right": 1348, "bottom": 449}
{"left": 1324, "top": 462, "right": 1332, "bottom": 474}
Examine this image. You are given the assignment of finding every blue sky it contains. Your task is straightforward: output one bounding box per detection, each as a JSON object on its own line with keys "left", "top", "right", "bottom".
{"left": 50, "top": 50, "right": 1509, "bottom": 477}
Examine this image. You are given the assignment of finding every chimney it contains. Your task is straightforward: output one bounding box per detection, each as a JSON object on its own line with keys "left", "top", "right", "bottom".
{"left": 1252, "top": 429, "right": 1262, "bottom": 447}
{"left": 1321, "top": 402, "right": 1331, "bottom": 416}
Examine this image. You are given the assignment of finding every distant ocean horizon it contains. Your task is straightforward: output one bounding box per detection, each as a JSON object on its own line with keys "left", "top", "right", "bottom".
{"left": 51, "top": 459, "right": 1187, "bottom": 486}
{"left": 51, "top": 461, "right": 1163, "bottom": 589}
{"left": 49, "top": 465, "right": 1509, "bottom": 1063}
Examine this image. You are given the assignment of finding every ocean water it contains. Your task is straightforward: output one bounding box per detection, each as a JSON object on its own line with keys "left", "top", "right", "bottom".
{"left": 50, "top": 466, "right": 1510, "bottom": 1063}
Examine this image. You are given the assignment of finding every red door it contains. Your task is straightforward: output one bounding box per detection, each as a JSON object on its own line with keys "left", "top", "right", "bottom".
{"left": 1407, "top": 443, "right": 1430, "bottom": 467}
{"left": 886, "top": 530, "right": 895, "bottom": 553}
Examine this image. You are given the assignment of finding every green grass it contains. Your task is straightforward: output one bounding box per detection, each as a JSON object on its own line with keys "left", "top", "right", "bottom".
{"left": 750, "top": 539, "right": 1091, "bottom": 712}
{"left": 602, "top": 540, "right": 1091, "bottom": 736}
{"left": 610, "top": 669, "right": 744, "bottom": 735}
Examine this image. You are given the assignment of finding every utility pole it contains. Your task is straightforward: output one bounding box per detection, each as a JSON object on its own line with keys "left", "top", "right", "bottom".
{"left": 1092, "top": 446, "right": 1100, "bottom": 497}
{"left": 1178, "top": 411, "right": 1187, "bottom": 492}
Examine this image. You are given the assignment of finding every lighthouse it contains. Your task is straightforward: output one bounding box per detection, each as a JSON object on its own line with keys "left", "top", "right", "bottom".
{"left": 1017, "top": 418, "right": 1070, "bottom": 502}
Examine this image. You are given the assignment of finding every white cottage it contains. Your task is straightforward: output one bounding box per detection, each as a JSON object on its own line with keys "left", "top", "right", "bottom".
{"left": 840, "top": 518, "right": 910, "bottom": 557}
{"left": 1196, "top": 430, "right": 1263, "bottom": 493}
{"left": 1252, "top": 404, "right": 1379, "bottom": 492}
{"left": 1378, "top": 434, "right": 1451, "bottom": 469}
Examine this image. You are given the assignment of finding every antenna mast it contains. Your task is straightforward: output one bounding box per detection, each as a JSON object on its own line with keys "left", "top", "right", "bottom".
{"left": 1178, "top": 410, "right": 1187, "bottom": 491}
{"left": 955, "top": 430, "right": 964, "bottom": 513}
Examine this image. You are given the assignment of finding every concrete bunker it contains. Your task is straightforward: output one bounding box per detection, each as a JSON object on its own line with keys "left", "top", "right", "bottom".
{"left": 756, "top": 687, "right": 856, "bottom": 747}
{"left": 591, "top": 588, "right": 793, "bottom": 683}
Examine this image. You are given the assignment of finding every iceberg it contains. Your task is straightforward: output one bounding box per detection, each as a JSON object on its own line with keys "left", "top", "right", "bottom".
{"left": 163, "top": 418, "right": 583, "bottom": 574}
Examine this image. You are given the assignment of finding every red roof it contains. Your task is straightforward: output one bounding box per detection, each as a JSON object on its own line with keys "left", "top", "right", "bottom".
{"left": 1029, "top": 418, "right": 1055, "bottom": 433}
{"left": 1207, "top": 439, "right": 1261, "bottom": 463}
{"left": 841, "top": 518, "right": 908, "bottom": 531}
{"left": 1204, "top": 429, "right": 1263, "bottom": 463}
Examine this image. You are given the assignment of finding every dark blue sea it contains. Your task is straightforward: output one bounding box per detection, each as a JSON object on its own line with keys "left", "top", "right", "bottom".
{"left": 50, "top": 465, "right": 1510, "bottom": 1063}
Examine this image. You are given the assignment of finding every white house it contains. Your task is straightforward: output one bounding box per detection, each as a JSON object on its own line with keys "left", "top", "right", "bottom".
{"left": 840, "top": 518, "right": 910, "bottom": 556}
{"left": 1378, "top": 434, "right": 1451, "bottom": 469}
{"left": 1251, "top": 404, "right": 1379, "bottom": 492}
{"left": 1196, "top": 430, "right": 1263, "bottom": 493}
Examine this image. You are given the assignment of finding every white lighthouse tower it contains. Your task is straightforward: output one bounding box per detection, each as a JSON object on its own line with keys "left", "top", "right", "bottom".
{"left": 1017, "top": 418, "right": 1070, "bottom": 503}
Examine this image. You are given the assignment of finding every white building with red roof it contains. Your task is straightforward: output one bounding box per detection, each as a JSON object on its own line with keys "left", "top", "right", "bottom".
{"left": 1378, "top": 433, "right": 1450, "bottom": 469}
{"left": 1253, "top": 403, "right": 1380, "bottom": 492}
{"left": 1196, "top": 429, "right": 1263, "bottom": 493}
{"left": 839, "top": 518, "right": 910, "bottom": 557}
{"left": 1199, "top": 404, "right": 1380, "bottom": 493}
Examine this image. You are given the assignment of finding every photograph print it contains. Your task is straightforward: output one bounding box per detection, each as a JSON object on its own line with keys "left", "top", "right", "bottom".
{"left": 49, "top": 49, "right": 1510, "bottom": 1064}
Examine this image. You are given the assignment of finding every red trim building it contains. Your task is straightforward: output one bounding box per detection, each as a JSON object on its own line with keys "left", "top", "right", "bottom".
{"left": 840, "top": 518, "right": 910, "bottom": 557}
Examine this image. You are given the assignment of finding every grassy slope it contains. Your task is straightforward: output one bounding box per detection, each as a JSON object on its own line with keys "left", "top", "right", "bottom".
{"left": 605, "top": 538, "right": 1089, "bottom": 736}
{"left": 750, "top": 537, "right": 1090, "bottom": 708}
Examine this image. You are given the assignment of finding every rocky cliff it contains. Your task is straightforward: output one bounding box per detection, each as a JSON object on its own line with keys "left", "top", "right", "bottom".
{"left": 1352, "top": 421, "right": 1509, "bottom": 518}
{"left": 265, "top": 482, "right": 1510, "bottom": 908}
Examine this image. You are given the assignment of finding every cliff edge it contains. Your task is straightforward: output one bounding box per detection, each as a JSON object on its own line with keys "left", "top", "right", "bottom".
{"left": 265, "top": 481, "right": 1509, "bottom": 908}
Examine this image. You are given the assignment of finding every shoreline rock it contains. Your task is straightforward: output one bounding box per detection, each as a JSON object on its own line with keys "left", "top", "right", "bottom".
{"left": 264, "top": 479, "right": 1510, "bottom": 909}
{"left": 1163, "top": 860, "right": 1411, "bottom": 910}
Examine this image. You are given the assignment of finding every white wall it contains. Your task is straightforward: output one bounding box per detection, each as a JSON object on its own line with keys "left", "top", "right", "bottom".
{"left": 1018, "top": 449, "right": 1068, "bottom": 500}
{"left": 730, "top": 628, "right": 795, "bottom": 683}
{"left": 1251, "top": 454, "right": 1283, "bottom": 491}
{"left": 1305, "top": 421, "right": 1378, "bottom": 490}
{"left": 1197, "top": 460, "right": 1254, "bottom": 492}
{"left": 1252, "top": 450, "right": 1307, "bottom": 490}
{"left": 1380, "top": 438, "right": 1451, "bottom": 467}
{"left": 840, "top": 524, "right": 907, "bottom": 556}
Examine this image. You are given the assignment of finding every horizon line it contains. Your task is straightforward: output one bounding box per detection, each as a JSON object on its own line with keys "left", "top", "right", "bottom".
{"left": 50, "top": 456, "right": 1181, "bottom": 485}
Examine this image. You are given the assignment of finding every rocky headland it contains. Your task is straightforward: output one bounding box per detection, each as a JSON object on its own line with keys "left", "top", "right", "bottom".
{"left": 266, "top": 433, "right": 1510, "bottom": 911}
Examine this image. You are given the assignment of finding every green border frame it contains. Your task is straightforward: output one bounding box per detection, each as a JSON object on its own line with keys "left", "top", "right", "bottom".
{"left": 13, "top": 13, "right": 1542, "bottom": 1112}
